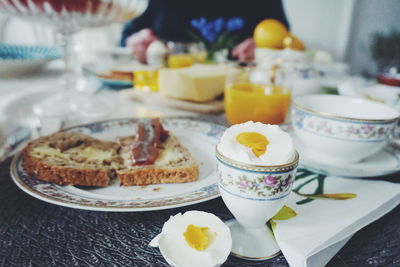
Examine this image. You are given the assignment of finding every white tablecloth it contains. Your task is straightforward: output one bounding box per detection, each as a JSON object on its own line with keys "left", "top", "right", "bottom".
{"left": 0, "top": 60, "right": 198, "bottom": 134}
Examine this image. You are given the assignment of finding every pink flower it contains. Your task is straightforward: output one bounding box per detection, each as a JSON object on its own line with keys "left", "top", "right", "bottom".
{"left": 126, "top": 29, "right": 158, "bottom": 64}
{"left": 346, "top": 126, "right": 355, "bottom": 134}
{"left": 232, "top": 38, "right": 255, "bottom": 61}
{"left": 324, "top": 127, "right": 333, "bottom": 134}
{"left": 239, "top": 181, "right": 248, "bottom": 187}
{"left": 263, "top": 175, "right": 278, "bottom": 186}
{"left": 362, "top": 125, "right": 374, "bottom": 134}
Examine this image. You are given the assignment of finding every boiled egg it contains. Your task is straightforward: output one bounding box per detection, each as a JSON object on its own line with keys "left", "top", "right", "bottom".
{"left": 217, "top": 121, "right": 294, "bottom": 165}
{"left": 146, "top": 40, "right": 168, "bottom": 66}
{"left": 149, "top": 211, "right": 232, "bottom": 267}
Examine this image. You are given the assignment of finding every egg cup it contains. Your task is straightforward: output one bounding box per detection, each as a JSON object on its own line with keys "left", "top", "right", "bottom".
{"left": 216, "top": 149, "right": 299, "bottom": 260}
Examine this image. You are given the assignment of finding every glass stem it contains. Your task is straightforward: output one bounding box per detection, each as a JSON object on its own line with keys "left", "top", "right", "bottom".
{"left": 56, "top": 32, "right": 81, "bottom": 92}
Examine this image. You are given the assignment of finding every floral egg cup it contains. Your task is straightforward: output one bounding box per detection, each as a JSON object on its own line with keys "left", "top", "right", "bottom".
{"left": 216, "top": 149, "right": 299, "bottom": 260}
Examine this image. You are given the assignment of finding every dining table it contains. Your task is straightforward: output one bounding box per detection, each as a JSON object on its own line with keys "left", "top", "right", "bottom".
{"left": 0, "top": 61, "right": 399, "bottom": 267}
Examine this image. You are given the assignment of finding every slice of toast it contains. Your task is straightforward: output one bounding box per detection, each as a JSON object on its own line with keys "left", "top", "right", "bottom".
{"left": 22, "top": 129, "right": 199, "bottom": 187}
{"left": 23, "top": 132, "right": 121, "bottom": 187}
{"left": 117, "top": 134, "right": 199, "bottom": 186}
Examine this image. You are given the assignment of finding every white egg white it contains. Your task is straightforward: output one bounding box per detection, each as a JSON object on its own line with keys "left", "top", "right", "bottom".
{"left": 217, "top": 121, "right": 295, "bottom": 165}
{"left": 149, "top": 210, "right": 232, "bottom": 267}
{"left": 146, "top": 40, "right": 168, "bottom": 56}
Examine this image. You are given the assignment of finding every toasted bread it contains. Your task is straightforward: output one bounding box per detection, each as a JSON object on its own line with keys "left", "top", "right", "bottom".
{"left": 23, "top": 132, "right": 121, "bottom": 187}
{"left": 97, "top": 72, "right": 133, "bottom": 81}
{"left": 22, "top": 131, "right": 199, "bottom": 187}
{"left": 117, "top": 134, "right": 198, "bottom": 186}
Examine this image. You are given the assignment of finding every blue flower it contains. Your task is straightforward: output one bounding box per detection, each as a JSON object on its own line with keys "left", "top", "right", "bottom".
{"left": 190, "top": 17, "right": 242, "bottom": 43}
{"left": 226, "top": 17, "right": 244, "bottom": 32}
{"left": 201, "top": 23, "right": 218, "bottom": 43}
{"left": 190, "top": 17, "right": 207, "bottom": 30}
{"left": 212, "top": 17, "right": 225, "bottom": 33}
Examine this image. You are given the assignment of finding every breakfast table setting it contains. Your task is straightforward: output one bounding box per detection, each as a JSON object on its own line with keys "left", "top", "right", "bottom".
{"left": 1, "top": 1, "right": 400, "bottom": 267}
{"left": 1, "top": 61, "right": 400, "bottom": 267}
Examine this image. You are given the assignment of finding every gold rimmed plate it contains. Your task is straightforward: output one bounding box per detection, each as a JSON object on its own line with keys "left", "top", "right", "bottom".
{"left": 10, "top": 118, "right": 226, "bottom": 211}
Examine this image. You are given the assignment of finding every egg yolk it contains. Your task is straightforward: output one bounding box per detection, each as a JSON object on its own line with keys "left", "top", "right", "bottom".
{"left": 183, "top": 224, "right": 210, "bottom": 251}
{"left": 236, "top": 132, "right": 269, "bottom": 157}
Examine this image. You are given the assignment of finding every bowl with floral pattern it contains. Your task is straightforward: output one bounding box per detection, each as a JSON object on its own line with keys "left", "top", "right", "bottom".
{"left": 216, "top": 148, "right": 299, "bottom": 260}
{"left": 292, "top": 94, "right": 400, "bottom": 164}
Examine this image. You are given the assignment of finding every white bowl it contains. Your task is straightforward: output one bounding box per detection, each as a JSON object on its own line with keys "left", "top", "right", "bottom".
{"left": 292, "top": 95, "right": 400, "bottom": 163}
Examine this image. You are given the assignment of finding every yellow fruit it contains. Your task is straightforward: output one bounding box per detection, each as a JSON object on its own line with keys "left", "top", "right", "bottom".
{"left": 291, "top": 34, "right": 305, "bottom": 50}
{"left": 253, "top": 19, "right": 288, "bottom": 49}
{"left": 283, "top": 34, "right": 305, "bottom": 51}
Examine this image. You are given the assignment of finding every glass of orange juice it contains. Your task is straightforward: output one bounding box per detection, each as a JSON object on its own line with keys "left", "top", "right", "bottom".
{"left": 133, "top": 67, "right": 159, "bottom": 92}
{"left": 166, "top": 41, "right": 194, "bottom": 68}
{"left": 224, "top": 62, "right": 291, "bottom": 125}
{"left": 167, "top": 54, "right": 193, "bottom": 68}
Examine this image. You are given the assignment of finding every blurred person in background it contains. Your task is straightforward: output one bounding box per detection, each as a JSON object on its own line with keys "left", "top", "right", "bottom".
{"left": 120, "top": 0, "right": 289, "bottom": 63}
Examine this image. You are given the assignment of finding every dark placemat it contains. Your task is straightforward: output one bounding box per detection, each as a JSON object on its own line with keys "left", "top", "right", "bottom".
{"left": 1, "top": 156, "right": 399, "bottom": 267}
{"left": 1, "top": 115, "right": 399, "bottom": 267}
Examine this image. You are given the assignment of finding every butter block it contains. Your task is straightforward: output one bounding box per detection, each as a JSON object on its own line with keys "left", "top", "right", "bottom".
{"left": 158, "top": 64, "right": 226, "bottom": 102}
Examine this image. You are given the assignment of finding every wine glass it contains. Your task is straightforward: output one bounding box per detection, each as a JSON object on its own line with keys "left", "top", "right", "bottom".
{"left": 216, "top": 148, "right": 299, "bottom": 260}
{"left": 0, "top": 0, "right": 148, "bottom": 118}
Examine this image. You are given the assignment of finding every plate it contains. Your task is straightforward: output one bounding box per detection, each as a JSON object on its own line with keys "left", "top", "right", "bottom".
{"left": 338, "top": 77, "right": 400, "bottom": 110}
{"left": 0, "top": 44, "right": 61, "bottom": 77}
{"left": 120, "top": 89, "right": 225, "bottom": 113}
{"left": 10, "top": 118, "right": 226, "bottom": 211}
{"left": 83, "top": 62, "right": 135, "bottom": 89}
{"left": 97, "top": 77, "right": 133, "bottom": 89}
{"left": 281, "top": 125, "right": 400, "bottom": 178}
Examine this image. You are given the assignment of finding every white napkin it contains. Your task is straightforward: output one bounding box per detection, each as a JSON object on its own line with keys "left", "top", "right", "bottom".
{"left": 272, "top": 169, "right": 400, "bottom": 267}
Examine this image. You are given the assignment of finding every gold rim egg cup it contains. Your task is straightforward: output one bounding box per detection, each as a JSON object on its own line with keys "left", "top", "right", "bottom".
{"left": 216, "top": 147, "right": 299, "bottom": 260}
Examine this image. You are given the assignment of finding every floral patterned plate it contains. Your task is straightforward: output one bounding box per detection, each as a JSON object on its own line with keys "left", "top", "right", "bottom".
{"left": 10, "top": 118, "right": 225, "bottom": 211}
{"left": 281, "top": 125, "right": 400, "bottom": 178}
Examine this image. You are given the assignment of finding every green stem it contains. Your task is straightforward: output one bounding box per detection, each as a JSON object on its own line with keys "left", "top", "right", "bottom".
{"left": 294, "top": 170, "right": 315, "bottom": 181}
{"left": 293, "top": 172, "right": 330, "bottom": 205}
{"left": 296, "top": 198, "right": 314, "bottom": 205}
{"left": 185, "top": 28, "right": 206, "bottom": 44}
{"left": 315, "top": 174, "right": 326, "bottom": 194}
{"left": 292, "top": 177, "right": 318, "bottom": 193}
{"left": 294, "top": 192, "right": 356, "bottom": 200}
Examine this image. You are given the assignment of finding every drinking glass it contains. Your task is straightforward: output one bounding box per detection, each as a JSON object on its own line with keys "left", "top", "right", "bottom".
{"left": 166, "top": 42, "right": 194, "bottom": 68}
{"left": 166, "top": 41, "right": 207, "bottom": 68}
{"left": 0, "top": 0, "right": 148, "bottom": 118}
{"left": 224, "top": 62, "right": 292, "bottom": 125}
{"left": 133, "top": 67, "right": 159, "bottom": 92}
{"left": 216, "top": 149, "right": 299, "bottom": 260}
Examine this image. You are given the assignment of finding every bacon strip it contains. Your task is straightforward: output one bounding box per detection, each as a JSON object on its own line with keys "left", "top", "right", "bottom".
{"left": 131, "top": 118, "right": 169, "bottom": 165}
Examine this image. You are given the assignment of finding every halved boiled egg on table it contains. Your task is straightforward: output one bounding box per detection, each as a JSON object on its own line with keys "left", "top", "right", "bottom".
{"left": 149, "top": 211, "right": 232, "bottom": 267}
